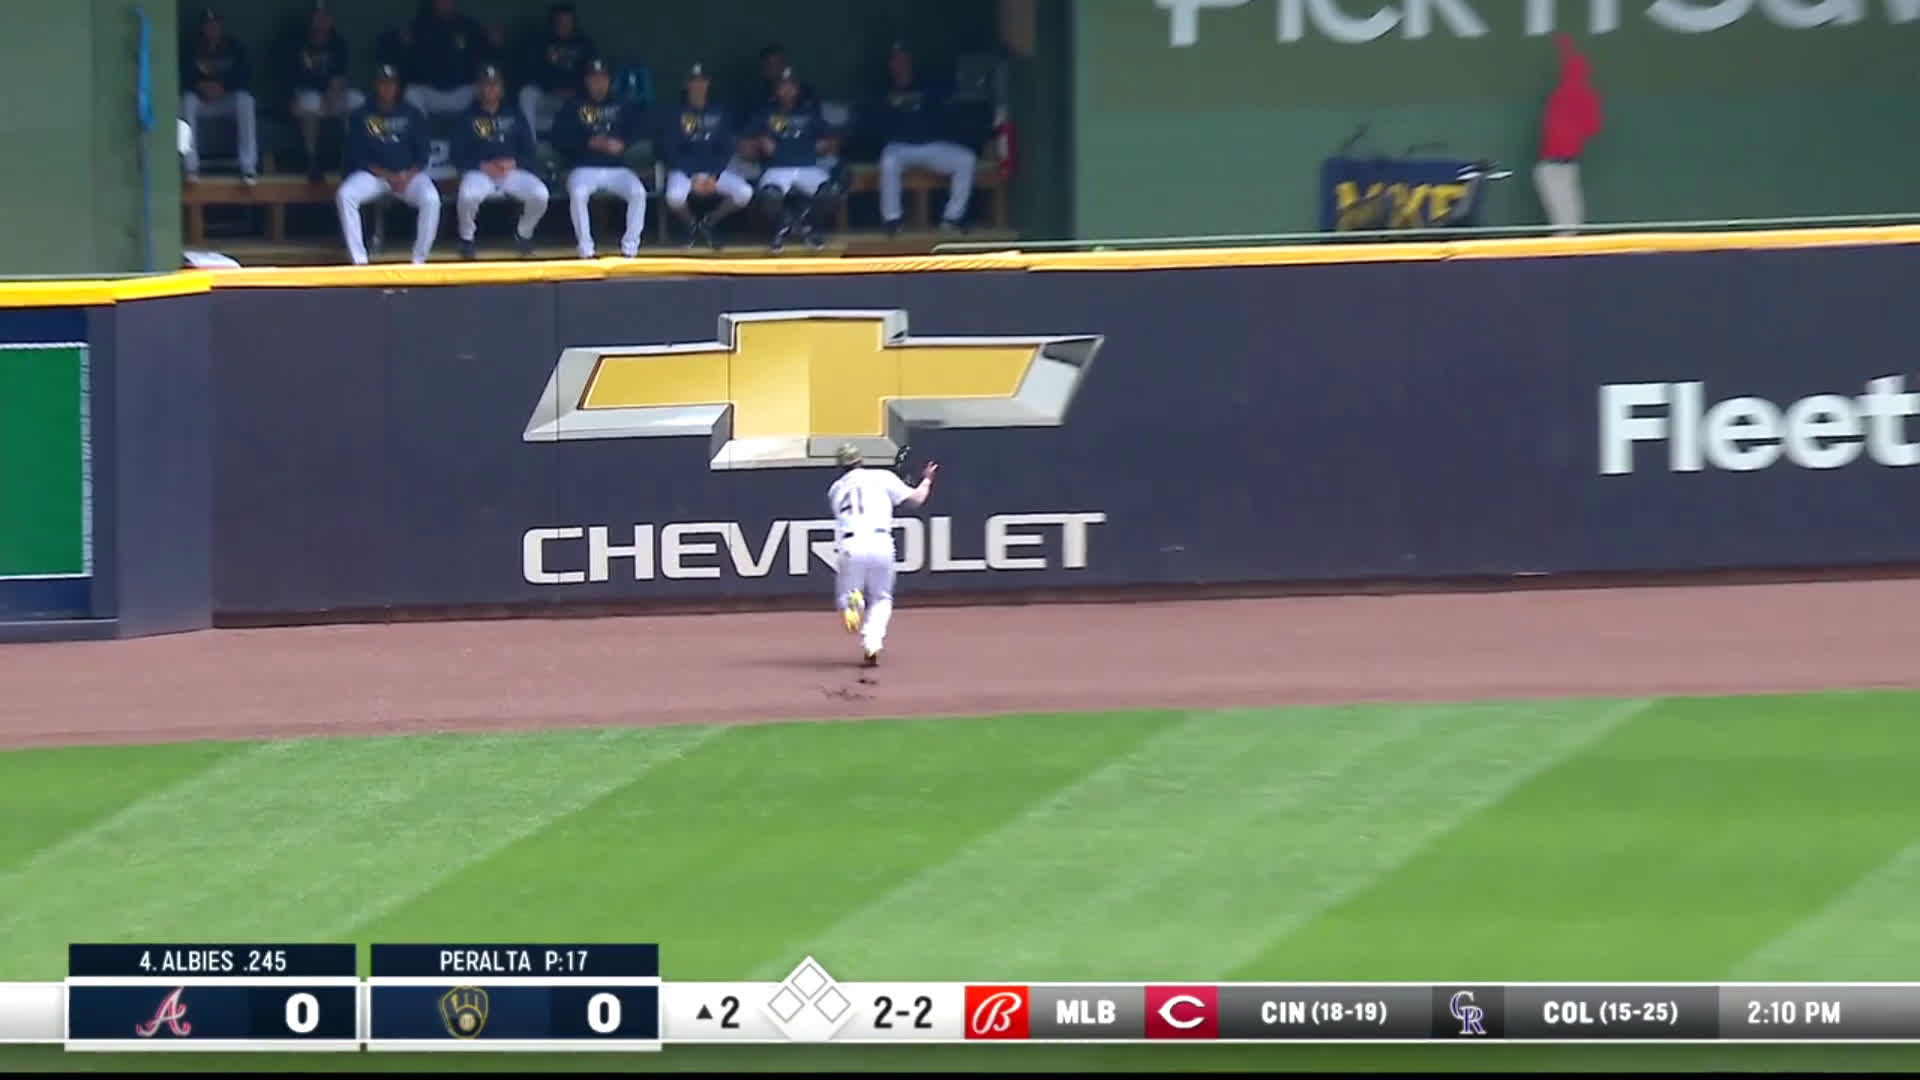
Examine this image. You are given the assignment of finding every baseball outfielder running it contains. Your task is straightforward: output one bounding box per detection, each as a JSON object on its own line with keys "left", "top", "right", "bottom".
{"left": 828, "top": 444, "right": 936, "bottom": 667}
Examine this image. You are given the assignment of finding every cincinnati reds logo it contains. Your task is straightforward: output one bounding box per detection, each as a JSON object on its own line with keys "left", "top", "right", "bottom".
{"left": 135, "top": 987, "right": 192, "bottom": 1037}
{"left": 969, "top": 991, "right": 1023, "bottom": 1035}
{"left": 1157, "top": 994, "right": 1206, "bottom": 1029}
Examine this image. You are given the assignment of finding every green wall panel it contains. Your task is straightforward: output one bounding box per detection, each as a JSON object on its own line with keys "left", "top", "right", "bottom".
{"left": 1074, "top": 0, "right": 1920, "bottom": 240}
{"left": 0, "top": 0, "right": 178, "bottom": 275}
{"left": 0, "top": 345, "right": 89, "bottom": 579}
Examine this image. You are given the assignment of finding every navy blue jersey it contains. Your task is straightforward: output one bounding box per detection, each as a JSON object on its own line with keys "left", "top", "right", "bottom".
{"left": 285, "top": 32, "right": 349, "bottom": 94}
{"left": 526, "top": 31, "right": 596, "bottom": 92}
{"left": 871, "top": 79, "right": 948, "bottom": 145}
{"left": 345, "top": 102, "right": 431, "bottom": 173}
{"left": 182, "top": 35, "right": 251, "bottom": 93}
{"left": 453, "top": 101, "right": 537, "bottom": 170}
{"left": 747, "top": 102, "right": 828, "bottom": 169}
{"left": 407, "top": 12, "right": 492, "bottom": 90}
{"left": 661, "top": 100, "right": 737, "bottom": 176}
{"left": 552, "top": 95, "right": 640, "bottom": 168}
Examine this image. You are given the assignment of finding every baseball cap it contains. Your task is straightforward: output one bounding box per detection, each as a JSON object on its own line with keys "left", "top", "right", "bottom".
{"left": 200, "top": 6, "right": 220, "bottom": 23}
{"left": 477, "top": 63, "right": 504, "bottom": 83}
{"left": 584, "top": 57, "right": 609, "bottom": 75}
{"left": 685, "top": 62, "right": 708, "bottom": 79}
{"left": 374, "top": 62, "right": 400, "bottom": 81}
{"left": 777, "top": 65, "right": 797, "bottom": 84}
{"left": 890, "top": 40, "right": 909, "bottom": 54}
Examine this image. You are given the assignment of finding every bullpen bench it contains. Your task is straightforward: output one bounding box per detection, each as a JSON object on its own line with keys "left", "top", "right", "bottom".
{"left": 837, "top": 159, "right": 1009, "bottom": 232}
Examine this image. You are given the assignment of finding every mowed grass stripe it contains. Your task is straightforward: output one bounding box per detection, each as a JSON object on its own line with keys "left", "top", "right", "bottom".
{"left": 789, "top": 699, "right": 1645, "bottom": 982}
{"left": 1732, "top": 837, "right": 1920, "bottom": 981}
{"left": 1242, "top": 691, "right": 1920, "bottom": 981}
{"left": 0, "top": 726, "right": 720, "bottom": 979}
{"left": 0, "top": 741, "right": 242, "bottom": 871}
{"left": 358, "top": 709, "right": 1188, "bottom": 980}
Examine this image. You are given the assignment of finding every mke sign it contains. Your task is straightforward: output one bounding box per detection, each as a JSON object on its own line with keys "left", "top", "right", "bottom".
{"left": 1156, "top": 0, "right": 1920, "bottom": 45}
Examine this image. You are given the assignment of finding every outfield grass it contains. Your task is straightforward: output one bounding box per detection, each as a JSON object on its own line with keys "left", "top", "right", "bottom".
{"left": 1, "top": 690, "right": 1916, "bottom": 1072}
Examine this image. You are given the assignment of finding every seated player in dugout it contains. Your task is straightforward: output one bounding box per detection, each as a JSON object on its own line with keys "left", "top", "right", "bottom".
{"left": 872, "top": 41, "right": 975, "bottom": 234}
{"left": 403, "top": 0, "right": 495, "bottom": 116}
{"left": 335, "top": 65, "right": 439, "bottom": 265}
{"left": 518, "top": 1, "right": 597, "bottom": 135}
{"left": 281, "top": 0, "right": 364, "bottom": 183}
{"left": 180, "top": 7, "right": 259, "bottom": 184}
{"left": 752, "top": 43, "right": 819, "bottom": 115}
{"left": 453, "top": 64, "right": 551, "bottom": 259}
{"left": 745, "top": 67, "right": 843, "bottom": 253}
{"left": 552, "top": 58, "right": 649, "bottom": 259}
{"left": 659, "top": 62, "right": 753, "bottom": 250}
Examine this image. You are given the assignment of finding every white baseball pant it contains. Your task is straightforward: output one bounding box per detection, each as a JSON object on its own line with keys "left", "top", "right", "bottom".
{"left": 405, "top": 84, "right": 475, "bottom": 114}
{"left": 664, "top": 169, "right": 753, "bottom": 211}
{"left": 518, "top": 86, "right": 567, "bottom": 133}
{"left": 879, "top": 141, "right": 976, "bottom": 224}
{"left": 566, "top": 166, "right": 648, "bottom": 257}
{"left": 181, "top": 89, "right": 259, "bottom": 174}
{"left": 836, "top": 535, "right": 898, "bottom": 655}
{"left": 336, "top": 170, "right": 441, "bottom": 264}
{"left": 457, "top": 168, "right": 551, "bottom": 242}
{"left": 292, "top": 88, "right": 366, "bottom": 118}
{"left": 1534, "top": 161, "right": 1585, "bottom": 235}
{"left": 758, "top": 165, "right": 830, "bottom": 196}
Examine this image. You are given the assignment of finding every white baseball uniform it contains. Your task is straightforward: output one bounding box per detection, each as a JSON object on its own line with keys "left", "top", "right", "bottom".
{"left": 181, "top": 89, "right": 260, "bottom": 175}
{"left": 759, "top": 165, "right": 830, "bottom": 196}
{"left": 827, "top": 467, "right": 916, "bottom": 656}
{"left": 664, "top": 169, "right": 753, "bottom": 212}
{"left": 336, "top": 170, "right": 441, "bottom": 264}
{"left": 879, "top": 141, "right": 976, "bottom": 225}
{"left": 566, "top": 166, "right": 648, "bottom": 258}
{"left": 292, "top": 87, "right": 366, "bottom": 118}
{"left": 405, "top": 84, "right": 476, "bottom": 115}
{"left": 456, "top": 168, "right": 550, "bottom": 243}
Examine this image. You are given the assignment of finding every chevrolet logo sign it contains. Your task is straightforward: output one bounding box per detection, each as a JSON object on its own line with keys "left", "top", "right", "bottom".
{"left": 522, "top": 309, "right": 1102, "bottom": 469}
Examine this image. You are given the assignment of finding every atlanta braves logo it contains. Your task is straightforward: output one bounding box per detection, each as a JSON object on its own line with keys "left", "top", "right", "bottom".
{"left": 135, "top": 987, "right": 192, "bottom": 1037}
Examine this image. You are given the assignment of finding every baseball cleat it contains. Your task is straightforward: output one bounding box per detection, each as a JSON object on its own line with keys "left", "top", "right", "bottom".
{"left": 842, "top": 590, "right": 864, "bottom": 633}
{"left": 862, "top": 648, "right": 880, "bottom": 668}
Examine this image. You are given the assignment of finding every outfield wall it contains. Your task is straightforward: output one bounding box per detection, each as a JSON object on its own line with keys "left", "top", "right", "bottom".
{"left": 0, "top": 276, "right": 212, "bottom": 639}
{"left": 9, "top": 230, "right": 1920, "bottom": 633}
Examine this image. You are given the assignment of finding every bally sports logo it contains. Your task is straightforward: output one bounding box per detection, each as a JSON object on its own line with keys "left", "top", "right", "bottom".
{"left": 964, "top": 986, "right": 1029, "bottom": 1039}
{"left": 1599, "top": 375, "right": 1920, "bottom": 475}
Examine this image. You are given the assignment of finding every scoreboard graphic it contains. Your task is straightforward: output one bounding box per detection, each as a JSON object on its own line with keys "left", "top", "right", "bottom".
{"left": 3, "top": 943, "right": 1920, "bottom": 1050}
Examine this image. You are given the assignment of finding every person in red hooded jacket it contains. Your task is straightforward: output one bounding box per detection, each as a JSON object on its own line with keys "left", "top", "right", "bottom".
{"left": 1534, "top": 34, "right": 1602, "bottom": 235}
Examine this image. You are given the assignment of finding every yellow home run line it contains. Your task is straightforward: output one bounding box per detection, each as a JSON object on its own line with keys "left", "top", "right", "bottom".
{"left": 5, "top": 224, "right": 1919, "bottom": 305}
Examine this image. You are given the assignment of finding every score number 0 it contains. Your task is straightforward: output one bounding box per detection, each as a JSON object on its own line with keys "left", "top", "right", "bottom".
{"left": 586, "top": 992, "right": 624, "bottom": 1035}
{"left": 285, "top": 992, "right": 321, "bottom": 1034}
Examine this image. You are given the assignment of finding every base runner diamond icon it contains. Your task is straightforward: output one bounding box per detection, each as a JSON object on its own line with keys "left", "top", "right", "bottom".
{"left": 761, "top": 956, "right": 855, "bottom": 1041}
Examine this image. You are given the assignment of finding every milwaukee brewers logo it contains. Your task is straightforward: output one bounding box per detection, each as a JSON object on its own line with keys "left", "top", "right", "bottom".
{"left": 438, "top": 987, "right": 490, "bottom": 1039}
{"left": 302, "top": 48, "right": 326, "bottom": 72}
{"left": 472, "top": 116, "right": 495, "bottom": 139}
{"left": 770, "top": 114, "right": 788, "bottom": 134}
{"left": 681, "top": 112, "right": 698, "bottom": 135}
{"left": 366, "top": 115, "right": 392, "bottom": 139}
{"left": 580, "top": 105, "right": 600, "bottom": 128}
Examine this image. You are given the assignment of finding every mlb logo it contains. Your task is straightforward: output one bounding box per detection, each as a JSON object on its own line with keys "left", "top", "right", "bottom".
{"left": 963, "top": 985, "right": 1029, "bottom": 1040}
